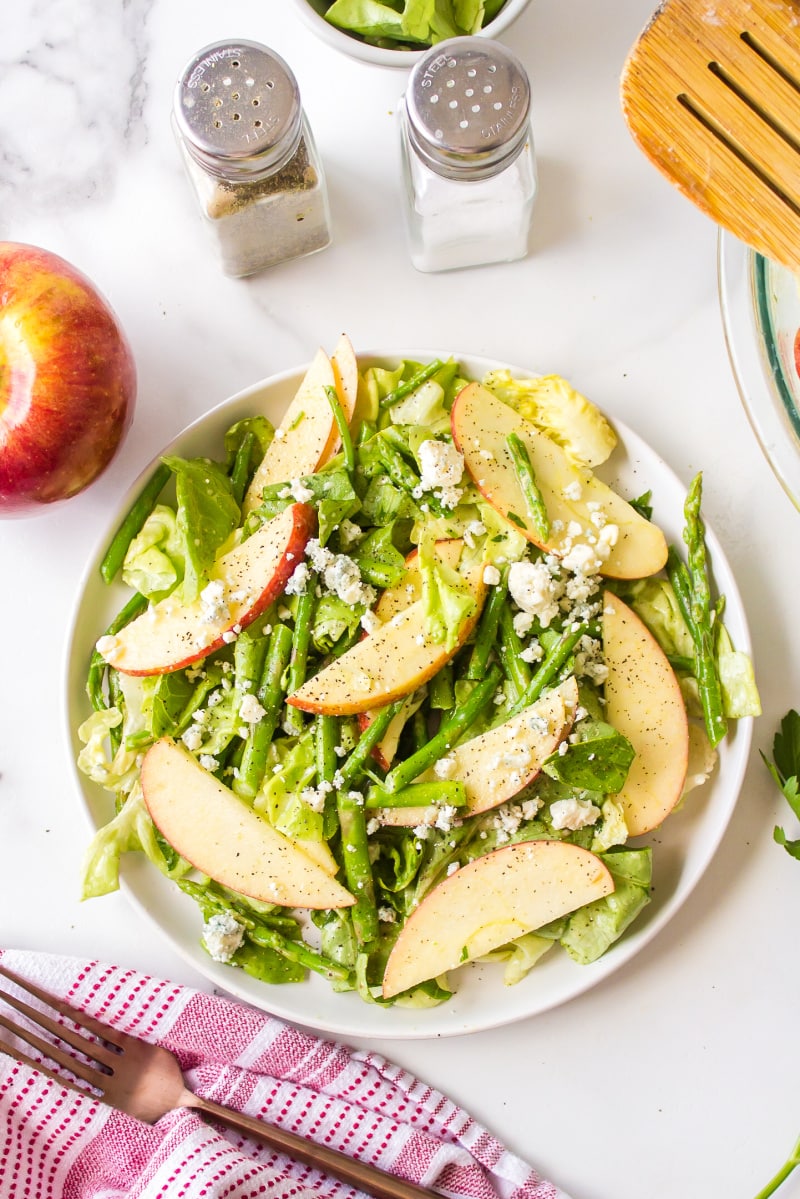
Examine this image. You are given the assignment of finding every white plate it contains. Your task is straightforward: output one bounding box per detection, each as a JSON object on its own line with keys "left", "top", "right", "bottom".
{"left": 719, "top": 230, "right": 800, "bottom": 511}
{"left": 64, "top": 352, "right": 754, "bottom": 1040}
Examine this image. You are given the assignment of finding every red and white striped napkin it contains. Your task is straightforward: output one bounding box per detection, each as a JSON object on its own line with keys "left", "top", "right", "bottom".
{"left": 0, "top": 950, "right": 571, "bottom": 1199}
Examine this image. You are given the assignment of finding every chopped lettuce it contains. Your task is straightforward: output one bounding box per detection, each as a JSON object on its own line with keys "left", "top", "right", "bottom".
{"left": 716, "top": 622, "right": 762, "bottom": 718}
{"left": 350, "top": 524, "right": 407, "bottom": 589}
{"left": 591, "top": 798, "right": 630, "bottom": 853}
{"left": 418, "top": 528, "right": 477, "bottom": 650}
{"left": 483, "top": 370, "right": 618, "bottom": 468}
{"left": 80, "top": 783, "right": 188, "bottom": 899}
{"left": 255, "top": 732, "right": 324, "bottom": 842}
{"left": 253, "top": 466, "right": 360, "bottom": 546}
{"left": 626, "top": 576, "right": 695, "bottom": 660}
{"left": 311, "top": 593, "right": 364, "bottom": 653}
{"left": 150, "top": 671, "right": 195, "bottom": 739}
{"left": 121, "top": 504, "right": 185, "bottom": 600}
{"left": 162, "top": 455, "right": 240, "bottom": 602}
{"left": 560, "top": 848, "right": 652, "bottom": 965}
{"left": 323, "top": 0, "right": 502, "bottom": 47}
{"left": 77, "top": 708, "right": 123, "bottom": 785}
{"left": 389, "top": 380, "right": 449, "bottom": 432}
{"left": 678, "top": 721, "right": 718, "bottom": 802}
{"left": 77, "top": 674, "right": 155, "bottom": 794}
{"left": 479, "top": 932, "right": 555, "bottom": 985}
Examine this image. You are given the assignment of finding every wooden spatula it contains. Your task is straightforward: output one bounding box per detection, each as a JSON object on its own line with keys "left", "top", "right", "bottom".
{"left": 621, "top": 0, "right": 800, "bottom": 271}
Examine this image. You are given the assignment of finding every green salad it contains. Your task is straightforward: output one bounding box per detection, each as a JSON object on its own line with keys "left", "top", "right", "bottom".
{"left": 76, "top": 341, "right": 760, "bottom": 1008}
{"left": 320, "top": 0, "right": 508, "bottom": 50}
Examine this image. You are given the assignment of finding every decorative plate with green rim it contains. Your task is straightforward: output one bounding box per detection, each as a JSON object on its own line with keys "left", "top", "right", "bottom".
{"left": 719, "top": 230, "right": 800, "bottom": 508}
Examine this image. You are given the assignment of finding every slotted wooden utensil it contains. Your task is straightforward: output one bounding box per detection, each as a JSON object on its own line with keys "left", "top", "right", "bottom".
{"left": 0, "top": 961, "right": 441, "bottom": 1199}
{"left": 620, "top": 0, "right": 800, "bottom": 272}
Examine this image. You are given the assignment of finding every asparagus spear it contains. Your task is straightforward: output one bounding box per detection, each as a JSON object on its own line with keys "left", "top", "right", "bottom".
{"left": 283, "top": 588, "right": 316, "bottom": 736}
{"left": 666, "top": 473, "right": 727, "bottom": 747}
{"left": 506, "top": 431, "right": 550, "bottom": 540}
{"left": 99, "top": 463, "right": 171, "bottom": 584}
{"left": 383, "top": 358, "right": 445, "bottom": 407}
{"left": 504, "top": 619, "right": 595, "bottom": 720}
{"left": 466, "top": 571, "right": 507, "bottom": 680}
{"left": 325, "top": 385, "right": 355, "bottom": 474}
{"left": 336, "top": 790, "right": 379, "bottom": 946}
{"left": 234, "top": 623, "right": 293, "bottom": 799}
{"left": 383, "top": 665, "right": 502, "bottom": 792}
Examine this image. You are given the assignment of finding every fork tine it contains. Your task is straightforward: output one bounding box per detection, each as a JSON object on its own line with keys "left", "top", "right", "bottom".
{"left": 0, "top": 1030, "right": 102, "bottom": 1100}
{"left": 0, "top": 1012, "right": 109, "bottom": 1091}
{"left": 0, "top": 980, "right": 119, "bottom": 1071}
{"left": 0, "top": 962, "right": 127, "bottom": 1055}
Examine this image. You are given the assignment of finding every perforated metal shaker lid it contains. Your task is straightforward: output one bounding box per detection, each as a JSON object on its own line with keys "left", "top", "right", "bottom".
{"left": 174, "top": 40, "right": 302, "bottom": 179}
{"left": 404, "top": 37, "right": 531, "bottom": 180}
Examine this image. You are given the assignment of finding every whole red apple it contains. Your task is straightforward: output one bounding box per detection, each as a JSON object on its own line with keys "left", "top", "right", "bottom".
{"left": 0, "top": 243, "right": 136, "bottom": 516}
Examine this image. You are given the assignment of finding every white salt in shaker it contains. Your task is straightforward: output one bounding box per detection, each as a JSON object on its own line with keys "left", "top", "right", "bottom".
{"left": 173, "top": 40, "right": 332, "bottom": 278}
{"left": 399, "top": 37, "right": 536, "bottom": 273}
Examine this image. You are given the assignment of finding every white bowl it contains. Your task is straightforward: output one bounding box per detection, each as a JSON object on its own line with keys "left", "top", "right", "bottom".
{"left": 65, "top": 348, "right": 753, "bottom": 1039}
{"left": 290, "top": 0, "right": 533, "bottom": 68}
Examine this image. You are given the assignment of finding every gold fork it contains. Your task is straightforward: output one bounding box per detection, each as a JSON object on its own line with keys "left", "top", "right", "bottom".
{"left": 0, "top": 961, "right": 440, "bottom": 1199}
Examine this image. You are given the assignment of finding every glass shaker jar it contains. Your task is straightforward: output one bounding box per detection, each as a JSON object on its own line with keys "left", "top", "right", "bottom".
{"left": 172, "top": 40, "right": 332, "bottom": 278}
{"left": 399, "top": 37, "right": 536, "bottom": 273}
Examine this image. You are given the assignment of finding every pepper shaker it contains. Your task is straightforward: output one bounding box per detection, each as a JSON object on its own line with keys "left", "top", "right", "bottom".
{"left": 173, "top": 40, "right": 332, "bottom": 278}
{"left": 399, "top": 37, "right": 536, "bottom": 273}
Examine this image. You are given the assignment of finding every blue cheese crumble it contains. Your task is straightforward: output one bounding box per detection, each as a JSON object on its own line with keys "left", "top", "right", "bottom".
{"left": 202, "top": 912, "right": 245, "bottom": 962}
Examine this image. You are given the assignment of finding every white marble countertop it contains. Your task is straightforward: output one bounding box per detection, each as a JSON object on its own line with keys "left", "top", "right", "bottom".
{"left": 2, "top": 2, "right": 799, "bottom": 1196}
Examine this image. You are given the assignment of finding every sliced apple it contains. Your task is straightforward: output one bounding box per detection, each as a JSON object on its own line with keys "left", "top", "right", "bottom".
{"left": 287, "top": 561, "right": 487, "bottom": 716}
{"left": 382, "top": 839, "right": 614, "bottom": 998}
{"left": 378, "top": 677, "right": 579, "bottom": 828}
{"left": 243, "top": 346, "right": 344, "bottom": 515}
{"left": 292, "top": 838, "right": 340, "bottom": 876}
{"left": 364, "top": 689, "right": 426, "bottom": 772}
{"left": 602, "top": 590, "right": 689, "bottom": 835}
{"left": 141, "top": 738, "right": 354, "bottom": 909}
{"left": 97, "top": 504, "right": 315, "bottom": 676}
{"left": 451, "top": 381, "right": 667, "bottom": 579}
{"left": 324, "top": 333, "right": 359, "bottom": 463}
{"left": 358, "top": 538, "right": 467, "bottom": 763}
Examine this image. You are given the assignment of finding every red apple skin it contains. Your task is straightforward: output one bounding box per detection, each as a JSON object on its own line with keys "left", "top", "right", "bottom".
{"left": 102, "top": 503, "right": 318, "bottom": 677}
{"left": 0, "top": 243, "right": 136, "bottom": 516}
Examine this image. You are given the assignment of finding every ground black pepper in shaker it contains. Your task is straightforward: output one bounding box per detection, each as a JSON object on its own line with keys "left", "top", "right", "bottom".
{"left": 173, "top": 40, "right": 332, "bottom": 277}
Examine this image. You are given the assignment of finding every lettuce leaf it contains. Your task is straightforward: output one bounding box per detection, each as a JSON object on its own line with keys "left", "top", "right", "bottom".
{"left": 483, "top": 370, "right": 617, "bottom": 468}
{"left": 121, "top": 504, "right": 185, "bottom": 600}
{"left": 323, "top": 0, "right": 495, "bottom": 47}
{"left": 224, "top": 416, "right": 274, "bottom": 472}
{"left": 77, "top": 674, "right": 155, "bottom": 793}
{"left": 624, "top": 576, "right": 695, "bottom": 660}
{"left": 716, "top": 622, "right": 762, "bottom": 718}
{"left": 162, "top": 456, "right": 240, "bottom": 602}
{"left": 255, "top": 732, "right": 324, "bottom": 842}
{"left": 79, "top": 782, "right": 188, "bottom": 899}
{"left": 559, "top": 848, "right": 652, "bottom": 964}
{"left": 312, "top": 593, "right": 364, "bottom": 653}
{"left": 418, "top": 528, "right": 477, "bottom": 650}
{"left": 543, "top": 721, "right": 635, "bottom": 794}
{"left": 350, "top": 524, "right": 407, "bottom": 589}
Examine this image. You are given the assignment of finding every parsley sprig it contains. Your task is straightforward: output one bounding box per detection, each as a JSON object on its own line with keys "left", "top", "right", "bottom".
{"left": 755, "top": 710, "right": 800, "bottom": 1196}
{"left": 762, "top": 709, "right": 800, "bottom": 859}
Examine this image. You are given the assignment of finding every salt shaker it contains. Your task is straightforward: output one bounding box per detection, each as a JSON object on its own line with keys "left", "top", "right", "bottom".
{"left": 399, "top": 37, "right": 536, "bottom": 273}
{"left": 173, "top": 40, "right": 332, "bottom": 278}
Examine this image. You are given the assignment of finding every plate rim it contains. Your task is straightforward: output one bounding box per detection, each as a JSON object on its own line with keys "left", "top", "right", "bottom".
{"left": 63, "top": 349, "right": 754, "bottom": 1039}
{"left": 718, "top": 230, "right": 800, "bottom": 512}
